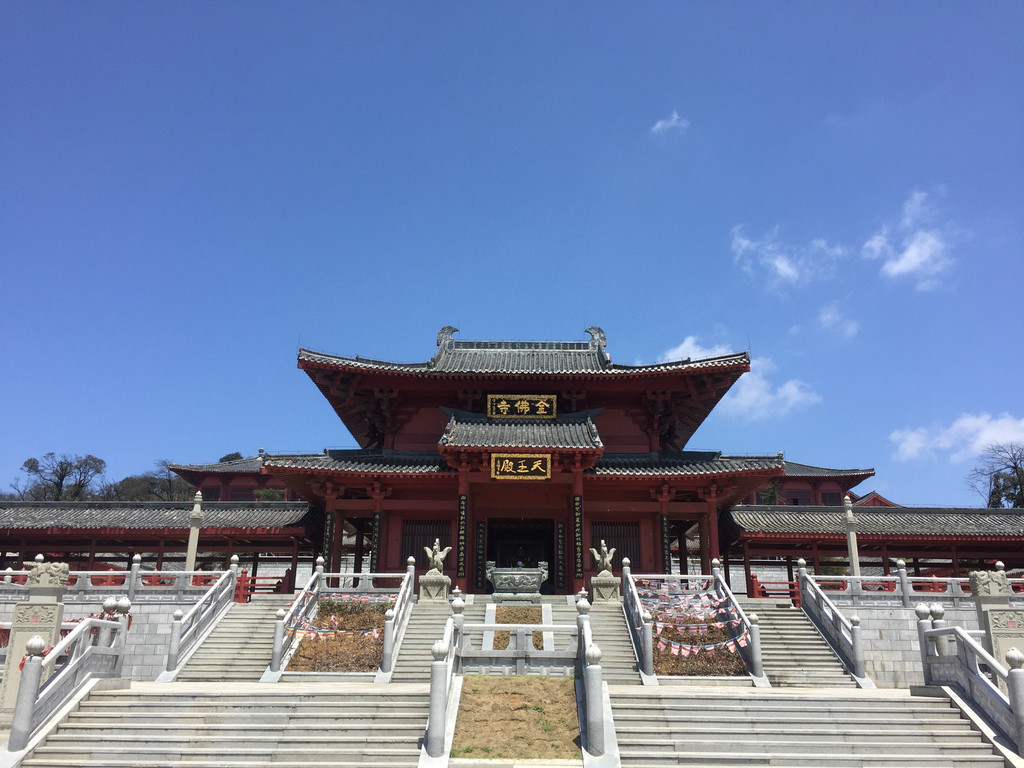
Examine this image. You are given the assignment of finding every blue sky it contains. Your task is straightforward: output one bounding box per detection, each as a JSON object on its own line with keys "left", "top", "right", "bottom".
{"left": 2, "top": 4, "right": 1022, "bottom": 507}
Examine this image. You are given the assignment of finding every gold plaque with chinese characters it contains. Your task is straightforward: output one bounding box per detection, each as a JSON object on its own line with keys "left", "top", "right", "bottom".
{"left": 487, "top": 394, "right": 557, "bottom": 419}
{"left": 490, "top": 453, "right": 552, "bottom": 480}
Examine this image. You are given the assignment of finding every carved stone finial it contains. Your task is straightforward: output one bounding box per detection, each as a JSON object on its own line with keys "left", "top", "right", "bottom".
{"left": 1007, "top": 647, "right": 1024, "bottom": 670}
{"left": 25, "top": 635, "right": 46, "bottom": 656}
{"left": 915, "top": 604, "right": 931, "bottom": 620}
{"left": 585, "top": 644, "right": 602, "bottom": 665}
{"left": 431, "top": 639, "right": 448, "bottom": 660}
{"left": 116, "top": 597, "right": 132, "bottom": 614}
{"left": 970, "top": 569, "right": 1012, "bottom": 598}
{"left": 28, "top": 561, "right": 69, "bottom": 590}
{"left": 929, "top": 603, "right": 945, "bottom": 621}
{"left": 589, "top": 540, "right": 616, "bottom": 575}
{"left": 437, "top": 326, "right": 459, "bottom": 348}
{"left": 423, "top": 539, "right": 451, "bottom": 574}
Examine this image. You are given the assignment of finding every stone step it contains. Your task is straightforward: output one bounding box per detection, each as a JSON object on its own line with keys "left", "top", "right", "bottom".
{"left": 617, "top": 752, "right": 1003, "bottom": 767}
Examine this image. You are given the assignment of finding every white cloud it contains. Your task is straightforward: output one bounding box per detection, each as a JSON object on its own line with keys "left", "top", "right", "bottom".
{"left": 730, "top": 225, "right": 846, "bottom": 286}
{"left": 818, "top": 301, "right": 859, "bottom": 338}
{"left": 650, "top": 110, "right": 690, "bottom": 136}
{"left": 718, "top": 357, "right": 821, "bottom": 421}
{"left": 658, "top": 336, "right": 732, "bottom": 363}
{"left": 890, "top": 412, "right": 1024, "bottom": 462}
{"left": 862, "top": 190, "right": 953, "bottom": 291}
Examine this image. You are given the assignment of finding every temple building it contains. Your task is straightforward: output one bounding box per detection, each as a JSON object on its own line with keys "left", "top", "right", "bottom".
{"left": 175, "top": 327, "right": 791, "bottom": 594}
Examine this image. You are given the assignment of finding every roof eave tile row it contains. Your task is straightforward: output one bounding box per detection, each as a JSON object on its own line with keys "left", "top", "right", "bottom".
{"left": 297, "top": 346, "right": 749, "bottom": 378}
{"left": 729, "top": 504, "right": 1024, "bottom": 537}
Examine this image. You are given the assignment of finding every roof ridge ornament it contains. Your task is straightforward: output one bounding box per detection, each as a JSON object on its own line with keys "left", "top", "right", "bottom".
{"left": 585, "top": 327, "right": 610, "bottom": 364}
{"left": 437, "top": 326, "right": 459, "bottom": 349}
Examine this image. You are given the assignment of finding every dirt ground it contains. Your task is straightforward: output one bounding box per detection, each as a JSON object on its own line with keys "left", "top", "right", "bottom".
{"left": 452, "top": 675, "right": 581, "bottom": 761}
{"left": 286, "top": 599, "right": 389, "bottom": 672}
{"left": 651, "top": 620, "right": 746, "bottom": 676}
{"left": 492, "top": 604, "right": 544, "bottom": 650}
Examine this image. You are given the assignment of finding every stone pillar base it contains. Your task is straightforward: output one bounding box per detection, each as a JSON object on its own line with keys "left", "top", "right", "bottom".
{"left": 419, "top": 571, "right": 451, "bottom": 602}
{"left": 590, "top": 572, "right": 620, "bottom": 603}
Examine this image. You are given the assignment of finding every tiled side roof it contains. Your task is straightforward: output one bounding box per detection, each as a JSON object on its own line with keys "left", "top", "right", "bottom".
{"left": 438, "top": 410, "right": 604, "bottom": 450}
{"left": 0, "top": 501, "right": 313, "bottom": 531}
{"left": 729, "top": 505, "right": 1024, "bottom": 538}
{"left": 591, "top": 452, "right": 785, "bottom": 476}
{"left": 264, "top": 450, "right": 453, "bottom": 475}
{"left": 298, "top": 327, "right": 749, "bottom": 377}
{"left": 784, "top": 461, "right": 874, "bottom": 479}
{"left": 169, "top": 455, "right": 266, "bottom": 474}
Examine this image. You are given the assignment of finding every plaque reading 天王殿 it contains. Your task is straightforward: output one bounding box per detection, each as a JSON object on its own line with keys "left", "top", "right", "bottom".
{"left": 487, "top": 394, "right": 557, "bottom": 419}
{"left": 490, "top": 453, "right": 552, "bottom": 480}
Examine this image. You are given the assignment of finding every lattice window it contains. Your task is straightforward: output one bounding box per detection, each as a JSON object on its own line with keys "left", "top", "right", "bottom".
{"left": 590, "top": 521, "right": 639, "bottom": 570}
{"left": 402, "top": 519, "right": 453, "bottom": 570}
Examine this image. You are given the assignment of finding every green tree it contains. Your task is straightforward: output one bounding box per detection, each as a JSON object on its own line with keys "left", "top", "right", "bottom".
{"left": 14, "top": 452, "right": 107, "bottom": 500}
{"left": 219, "top": 452, "right": 244, "bottom": 463}
{"left": 967, "top": 443, "right": 1024, "bottom": 508}
{"left": 100, "top": 459, "right": 194, "bottom": 501}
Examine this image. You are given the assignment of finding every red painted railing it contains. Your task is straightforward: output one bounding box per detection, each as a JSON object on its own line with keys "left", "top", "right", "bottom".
{"left": 749, "top": 573, "right": 801, "bottom": 608}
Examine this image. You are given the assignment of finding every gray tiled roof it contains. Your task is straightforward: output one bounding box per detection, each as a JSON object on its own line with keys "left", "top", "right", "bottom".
{"left": 729, "top": 505, "right": 1024, "bottom": 538}
{"left": 264, "top": 450, "right": 453, "bottom": 475}
{"left": 298, "top": 327, "right": 749, "bottom": 377}
{"left": 0, "top": 501, "right": 313, "bottom": 531}
{"left": 438, "top": 409, "right": 604, "bottom": 450}
{"left": 591, "top": 451, "right": 785, "bottom": 476}
{"left": 784, "top": 461, "right": 874, "bottom": 479}
{"left": 170, "top": 455, "right": 266, "bottom": 474}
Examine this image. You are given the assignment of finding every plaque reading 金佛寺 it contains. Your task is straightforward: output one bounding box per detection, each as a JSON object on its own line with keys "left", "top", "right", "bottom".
{"left": 487, "top": 394, "right": 557, "bottom": 419}
{"left": 490, "top": 453, "right": 552, "bottom": 480}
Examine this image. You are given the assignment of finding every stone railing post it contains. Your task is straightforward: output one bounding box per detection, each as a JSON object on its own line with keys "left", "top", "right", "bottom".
{"left": 380, "top": 608, "right": 397, "bottom": 672}
{"left": 930, "top": 603, "right": 947, "bottom": 657}
{"left": 577, "top": 596, "right": 591, "bottom": 637}
{"left": 897, "top": 560, "right": 912, "bottom": 608}
{"left": 8, "top": 635, "right": 46, "bottom": 751}
{"left": 711, "top": 558, "right": 721, "bottom": 579}
{"left": 166, "top": 609, "right": 184, "bottom": 671}
{"left": 640, "top": 610, "right": 654, "bottom": 677}
{"left": 97, "top": 597, "right": 118, "bottom": 647}
{"left": 451, "top": 596, "right": 466, "bottom": 651}
{"left": 114, "top": 597, "right": 132, "bottom": 675}
{"left": 271, "top": 609, "right": 286, "bottom": 673}
{"left": 915, "top": 604, "right": 933, "bottom": 684}
{"left": 1005, "top": 648, "right": 1024, "bottom": 751}
{"left": 128, "top": 554, "right": 142, "bottom": 600}
{"left": 229, "top": 554, "right": 240, "bottom": 577}
{"left": 748, "top": 613, "right": 764, "bottom": 678}
{"left": 426, "top": 639, "right": 448, "bottom": 758}
{"left": 584, "top": 644, "right": 605, "bottom": 756}
{"left": 850, "top": 615, "right": 865, "bottom": 678}
{"left": 315, "top": 556, "right": 325, "bottom": 576}
{"left": 620, "top": 557, "right": 631, "bottom": 585}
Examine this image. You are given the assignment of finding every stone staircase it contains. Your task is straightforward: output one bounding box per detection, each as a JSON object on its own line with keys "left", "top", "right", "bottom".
{"left": 389, "top": 598, "right": 458, "bottom": 683}
{"left": 176, "top": 595, "right": 294, "bottom": 681}
{"left": 18, "top": 681, "right": 428, "bottom": 767}
{"left": 740, "top": 598, "right": 857, "bottom": 687}
{"left": 610, "top": 685, "right": 1006, "bottom": 767}
{"left": 589, "top": 601, "right": 641, "bottom": 685}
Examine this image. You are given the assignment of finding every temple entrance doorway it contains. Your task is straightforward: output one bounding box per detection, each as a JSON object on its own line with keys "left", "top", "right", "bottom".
{"left": 485, "top": 518, "right": 555, "bottom": 594}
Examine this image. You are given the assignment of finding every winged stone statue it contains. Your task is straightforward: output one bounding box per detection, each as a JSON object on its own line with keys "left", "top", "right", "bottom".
{"left": 424, "top": 539, "right": 451, "bottom": 574}
{"left": 590, "top": 540, "right": 616, "bottom": 575}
